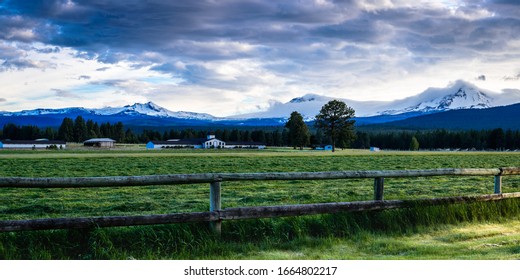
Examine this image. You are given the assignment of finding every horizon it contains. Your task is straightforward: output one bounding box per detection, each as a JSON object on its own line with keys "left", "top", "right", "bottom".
{"left": 1, "top": 1, "right": 520, "bottom": 117}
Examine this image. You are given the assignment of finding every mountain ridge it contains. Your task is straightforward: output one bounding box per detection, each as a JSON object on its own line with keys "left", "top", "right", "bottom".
{"left": 1, "top": 80, "right": 520, "bottom": 129}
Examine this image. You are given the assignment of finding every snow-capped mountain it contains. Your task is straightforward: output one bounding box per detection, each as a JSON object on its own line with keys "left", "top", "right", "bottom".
{"left": 1, "top": 102, "right": 217, "bottom": 121}
{"left": 378, "top": 80, "right": 501, "bottom": 115}
{"left": 93, "top": 102, "right": 217, "bottom": 120}
{"left": 230, "top": 94, "right": 388, "bottom": 120}
{"left": 1, "top": 80, "right": 519, "bottom": 129}
{"left": 230, "top": 80, "right": 520, "bottom": 120}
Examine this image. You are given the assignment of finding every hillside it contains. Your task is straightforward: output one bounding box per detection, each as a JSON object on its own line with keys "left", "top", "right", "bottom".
{"left": 364, "top": 103, "right": 520, "bottom": 130}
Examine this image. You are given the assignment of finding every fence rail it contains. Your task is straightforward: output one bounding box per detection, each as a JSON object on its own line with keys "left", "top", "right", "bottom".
{"left": 1, "top": 167, "right": 520, "bottom": 233}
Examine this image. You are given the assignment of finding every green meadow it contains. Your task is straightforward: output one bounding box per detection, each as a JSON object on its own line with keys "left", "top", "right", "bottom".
{"left": 0, "top": 148, "right": 520, "bottom": 259}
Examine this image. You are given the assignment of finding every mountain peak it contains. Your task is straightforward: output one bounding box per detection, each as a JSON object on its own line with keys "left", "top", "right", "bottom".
{"left": 379, "top": 80, "right": 495, "bottom": 115}
{"left": 122, "top": 102, "right": 171, "bottom": 116}
{"left": 288, "top": 94, "right": 324, "bottom": 104}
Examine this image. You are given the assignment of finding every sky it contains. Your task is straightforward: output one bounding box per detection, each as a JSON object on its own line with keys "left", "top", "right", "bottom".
{"left": 1, "top": 0, "right": 520, "bottom": 117}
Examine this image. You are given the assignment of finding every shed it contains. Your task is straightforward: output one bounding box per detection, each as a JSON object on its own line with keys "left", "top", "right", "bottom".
{"left": 225, "top": 141, "right": 266, "bottom": 149}
{"left": 146, "top": 136, "right": 266, "bottom": 150}
{"left": 84, "top": 138, "right": 116, "bottom": 148}
{"left": 370, "top": 147, "right": 381, "bottom": 152}
{"left": 0, "top": 139, "right": 66, "bottom": 149}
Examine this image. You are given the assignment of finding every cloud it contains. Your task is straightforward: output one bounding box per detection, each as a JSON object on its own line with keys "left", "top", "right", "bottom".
{"left": 34, "top": 46, "right": 60, "bottom": 53}
{"left": 2, "top": 1, "right": 520, "bottom": 115}
{"left": 503, "top": 73, "right": 520, "bottom": 81}
{"left": 51, "top": 88, "right": 81, "bottom": 99}
{"left": 1, "top": 58, "right": 42, "bottom": 71}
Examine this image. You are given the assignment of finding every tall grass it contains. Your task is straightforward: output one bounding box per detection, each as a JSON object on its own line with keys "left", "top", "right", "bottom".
{"left": 1, "top": 199, "right": 520, "bottom": 259}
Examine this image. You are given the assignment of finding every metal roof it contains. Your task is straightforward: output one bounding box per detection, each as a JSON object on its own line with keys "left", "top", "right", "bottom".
{"left": 83, "top": 138, "right": 116, "bottom": 143}
{"left": 0, "top": 140, "right": 66, "bottom": 145}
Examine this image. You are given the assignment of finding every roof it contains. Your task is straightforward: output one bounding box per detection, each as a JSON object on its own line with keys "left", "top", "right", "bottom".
{"left": 149, "top": 139, "right": 266, "bottom": 146}
{"left": 149, "top": 138, "right": 205, "bottom": 145}
{"left": 0, "top": 140, "right": 66, "bottom": 145}
{"left": 226, "top": 141, "right": 266, "bottom": 146}
{"left": 84, "top": 138, "right": 116, "bottom": 143}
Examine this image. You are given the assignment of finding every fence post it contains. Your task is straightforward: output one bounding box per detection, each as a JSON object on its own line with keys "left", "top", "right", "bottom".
{"left": 494, "top": 175, "right": 502, "bottom": 194}
{"left": 374, "top": 177, "right": 384, "bottom": 201}
{"left": 210, "top": 179, "right": 222, "bottom": 235}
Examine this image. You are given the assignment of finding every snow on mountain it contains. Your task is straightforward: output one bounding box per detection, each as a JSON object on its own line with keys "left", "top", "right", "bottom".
{"left": 1, "top": 102, "right": 217, "bottom": 120}
{"left": 229, "top": 80, "right": 520, "bottom": 120}
{"left": 96, "top": 102, "right": 217, "bottom": 120}
{"left": 379, "top": 80, "right": 499, "bottom": 115}
{"left": 230, "top": 94, "right": 388, "bottom": 120}
{"left": 0, "top": 107, "right": 93, "bottom": 116}
{"left": 93, "top": 102, "right": 174, "bottom": 117}
{"left": 2, "top": 81, "right": 519, "bottom": 124}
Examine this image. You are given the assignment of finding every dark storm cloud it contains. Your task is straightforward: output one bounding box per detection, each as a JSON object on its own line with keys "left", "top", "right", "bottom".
{"left": 1, "top": 58, "right": 38, "bottom": 71}
{"left": 2, "top": 0, "right": 520, "bottom": 78}
{"left": 34, "top": 46, "right": 60, "bottom": 53}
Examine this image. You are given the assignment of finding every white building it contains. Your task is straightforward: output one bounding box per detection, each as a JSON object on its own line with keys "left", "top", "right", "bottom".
{"left": 84, "top": 138, "right": 116, "bottom": 148}
{"left": 0, "top": 139, "right": 66, "bottom": 149}
{"left": 146, "top": 135, "right": 265, "bottom": 149}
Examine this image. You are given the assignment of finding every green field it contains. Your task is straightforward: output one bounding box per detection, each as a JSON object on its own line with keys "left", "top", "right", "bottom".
{"left": 0, "top": 148, "right": 519, "bottom": 259}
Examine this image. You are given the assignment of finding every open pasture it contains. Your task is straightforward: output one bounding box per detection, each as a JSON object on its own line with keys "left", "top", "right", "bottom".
{"left": 0, "top": 149, "right": 519, "bottom": 259}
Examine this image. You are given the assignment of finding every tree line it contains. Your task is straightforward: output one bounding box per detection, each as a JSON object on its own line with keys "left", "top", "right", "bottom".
{"left": 359, "top": 129, "right": 520, "bottom": 151}
{"left": 2, "top": 102, "right": 520, "bottom": 150}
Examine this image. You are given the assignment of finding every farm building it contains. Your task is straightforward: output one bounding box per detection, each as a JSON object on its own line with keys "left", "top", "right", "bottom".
{"left": 225, "top": 141, "right": 266, "bottom": 149}
{"left": 314, "top": 145, "right": 333, "bottom": 151}
{"left": 0, "top": 139, "right": 66, "bottom": 149}
{"left": 146, "top": 135, "right": 266, "bottom": 149}
{"left": 83, "top": 138, "right": 116, "bottom": 148}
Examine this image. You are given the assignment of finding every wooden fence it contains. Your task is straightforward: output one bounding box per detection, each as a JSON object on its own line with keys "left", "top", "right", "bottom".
{"left": 1, "top": 167, "right": 520, "bottom": 233}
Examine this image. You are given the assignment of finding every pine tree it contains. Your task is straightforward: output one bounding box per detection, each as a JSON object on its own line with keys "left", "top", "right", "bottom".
{"left": 58, "top": 117, "right": 74, "bottom": 142}
{"left": 410, "top": 136, "right": 420, "bottom": 151}
{"left": 73, "top": 116, "right": 88, "bottom": 142}
{"left": 285, "top": 111, "right": 310, "bottom": 150}
{"left": 314, "top": 100, "right": 356, "bottom": 152}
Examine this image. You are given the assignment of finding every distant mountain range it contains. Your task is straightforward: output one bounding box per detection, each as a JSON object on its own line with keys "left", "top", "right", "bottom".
{"left": 231, "top": 80, "right": 520, "bottom": 119}
{"left": 1, "top": 80, "right": 520, "bottom": 130}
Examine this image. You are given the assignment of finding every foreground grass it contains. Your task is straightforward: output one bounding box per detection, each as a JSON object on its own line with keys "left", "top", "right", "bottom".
{"left": 1, "top": 200, "right": 520, "bottom": 259}
{"left": 0, "top": 149, "right": 519, "bottom": 259}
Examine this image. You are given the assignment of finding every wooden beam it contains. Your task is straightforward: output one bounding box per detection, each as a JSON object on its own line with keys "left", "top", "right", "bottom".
{"left": 0, "top": 212, "right": 219, "bottom": 232}
{"left": 220, "top": 192, "right": 520, "bottom": 220}
{"left": 374, "top": 177, "right": 384, "bottom": 201}
{"left": 495, "top": 175, "right": 502, "bottom": 194}
{"left": 500, "top": 167, "right": 520, "bottom": 175}
{"left": 0, "top": 168, "right": 503, "bottom": 189}
{"left": 209, "top": 180, "right": 222, "bottom": 235}
{"left": 2, "top": 192, "right": 520, "bottom": 232}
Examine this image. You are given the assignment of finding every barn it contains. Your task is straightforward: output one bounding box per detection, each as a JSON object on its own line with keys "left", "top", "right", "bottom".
{"left": 146, "top": 139, "right": 204, "bottom": 149}
{"left": 0, "top": 139, "right": 66, "bottom": 149}
{"left": 225, "top": 141, "right": 266, "bottom": 149}
{"left": 146, "top": 135, "right": 266, "bottom": 149}
{"left": 83, "top": 138, "right": 116, "bottom": 148}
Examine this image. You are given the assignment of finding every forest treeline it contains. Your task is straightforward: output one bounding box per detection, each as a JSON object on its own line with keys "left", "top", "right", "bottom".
{"left": 2, "top": 116, "right": 520, "bottom": 150}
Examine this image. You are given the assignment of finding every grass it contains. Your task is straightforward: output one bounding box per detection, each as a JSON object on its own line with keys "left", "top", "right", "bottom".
{"left": 0, "top": 148, "right": 519, "bottom": 259}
